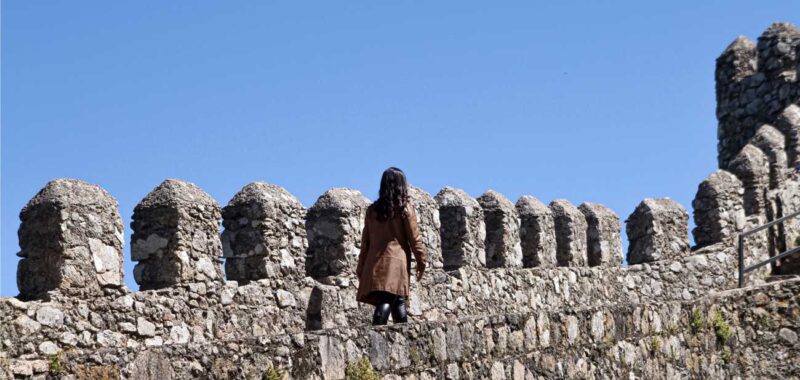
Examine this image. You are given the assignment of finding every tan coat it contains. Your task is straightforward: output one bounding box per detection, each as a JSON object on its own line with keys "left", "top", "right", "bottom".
{"left": 356, "top": 202, "right": 426, "bottom": 306}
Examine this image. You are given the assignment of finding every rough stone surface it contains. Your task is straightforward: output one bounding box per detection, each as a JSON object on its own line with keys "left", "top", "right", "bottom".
{"left": 549, "top": 199, "right": 587, "bottom": 267}
{"left": 727, "top": 144, "right": 771, "bottom": 216}
{"left": 776, "top": 104, "right": 800, "bottom": 167}
{"left": 131, "top": 179, "right": 224, "bottom": 290}
{"left": 578, "top": 202, "right": 622, "bottom": 267}
{"left": 716, "top": 23, "right": 800, "bottom": 169}
{"left": 0, "top": 271, "right": 796, "bottom": 379}
{"left": 436, "top": 187, "right": 486, "bottom": 269}
{"left": 515, "top": 196, "right": 557, "bottom": 268}
{"left": 692, "top": 170, "right": 747, "bottom": 248}
{"left": 767, "top": 175, "right": 800, "bottom": 274}
{"left": 305, "top": 188, "right": 370, "bottom": 278}
{"left": 3, "top": 22, "right": 800, "bottom": 380}
{"left": 477, "top": 190, "right": 522, "bottom": 268}
{"left": 626, "top": 198, "right": 690, "bottom": 265}
{"left": 409, "top": 186, "right": 442, "bottom": 269}
{"left": 749, "top": 124, "right": 788, "bottom": 188}
{"left": 221, "top": 182, "right": 307, "bottom": 282}
{"left": 16, "top": 179, "right": 124, "bottom": 300}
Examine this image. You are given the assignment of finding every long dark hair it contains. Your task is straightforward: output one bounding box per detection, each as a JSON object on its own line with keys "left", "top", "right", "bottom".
{"left": 372, "top": 167, "right": 409, "bottom": 222}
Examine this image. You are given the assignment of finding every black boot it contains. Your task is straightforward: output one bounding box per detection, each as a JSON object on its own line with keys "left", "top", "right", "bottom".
{"left": 372, "top": 302, "right": 391, "bottom": 325}
{"left": 391, "top": 296, "right": 408, "bottom": 323}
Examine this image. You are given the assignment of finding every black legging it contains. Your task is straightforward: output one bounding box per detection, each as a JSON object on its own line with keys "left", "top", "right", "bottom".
{"left": 371, "top": 291, "right": 407, "bottom": 325}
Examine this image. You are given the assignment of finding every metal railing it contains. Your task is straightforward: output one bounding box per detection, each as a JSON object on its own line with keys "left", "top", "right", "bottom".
{"left": 738, "top": 209, "right": 800, "bottom": 287}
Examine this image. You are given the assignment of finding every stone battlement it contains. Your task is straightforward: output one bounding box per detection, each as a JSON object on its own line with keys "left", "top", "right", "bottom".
{"left": 2, "top": 21, "right": 800, "bottom": 380}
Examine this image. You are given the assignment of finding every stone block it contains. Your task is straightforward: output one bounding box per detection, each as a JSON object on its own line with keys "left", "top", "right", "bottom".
{"left": 626, "top": 198, "right": 690, "bottom": 264}
{"left": 728, "top": 144, "right": 771, "bottom": 216}
{"left": 750, "top": 124, "right": 788, "bottom": 188}
{"left": 221, "top": 182, "right": 307, "bottom": 281}
{"left": 578, "top": 202, "right": 622, "bottom": 267}
{"left": 435, "top": 187, "right": 485, "bottom": 269}
{"left": 305, "top": 188, "right": 369, "bottom": 278}
{"left": 549, "top": 199, "right": 587, "bottom": 267}
{"left": 17, "top": 179, "right": 124, "bottom": 299}
{"left": 692, "top": 170, "right": 746, "bottom": 249}
{"left": 776, "top": 104, "right": 800, "bottom": 167}
{"left": 409, "top": 186, "right": 442, "bottom": 269}
{"left": 131, "top": 179, "right": 224, "bottom": 290}
{"left": 515, "top": 196, "right": 557, "bottom": 268}
{"left": 477, "top": 190, "right": 522, "bottom": 268}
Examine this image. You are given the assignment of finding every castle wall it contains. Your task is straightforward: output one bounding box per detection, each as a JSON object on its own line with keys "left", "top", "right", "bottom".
{"left": 3, "top": 21, "right": 800, "bottom": 380}
{"left": 2, "top": 274, "right": 796, "bottom": 379}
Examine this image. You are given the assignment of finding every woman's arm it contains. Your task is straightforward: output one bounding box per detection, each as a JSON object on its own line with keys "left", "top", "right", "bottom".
{"left": 403, "top": 203, "right": 427, "bottom": 275}
{"left": 356, "top": 214, "right": 370, "bottom": 277}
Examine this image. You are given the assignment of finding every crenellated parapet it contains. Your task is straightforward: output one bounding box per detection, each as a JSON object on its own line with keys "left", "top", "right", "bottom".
{"left": 304, "top": 188, "right": 370, "bottom": 279}
{"left": 131, "top": 179, "right": 225, "bottom": 290}
{"left": 579, "top": 202, "right": 623, "bottom": 267}
{"left": 16, "top": 179, "right": 125, "bottom": 300}
{"left": 716, "top": 23, "right": 800, "bottom": 169}
{"left": 749, "top": 124, "right": 789, "bottom": 188}
{"left": 408, "top": 185, "right": 442, "bottom": 269}
{"left": 692, "top": 170, "right": 746, "bottom": 249}
{"left": 435, "top": 187, "right": 486, "bottom": 269}
{"left": 5, "top": 21, "right": 800, "bottom": 380}
{"left": 515, "top": 196, "right": 557, "bottom": 268}
{"left": 549, "top": 199, "right": 588, "bottom": 267}
{"left": 625, "top": 198, "right": 690, "bottom": 265}
{"left": 477, "top": 190, "right": 523, "bottom": 268}
{"left": 221, "top": 182, "right": 307, "bottom": 282}
{"left": 727, "top": 144, "right": 771, "bottom": 216}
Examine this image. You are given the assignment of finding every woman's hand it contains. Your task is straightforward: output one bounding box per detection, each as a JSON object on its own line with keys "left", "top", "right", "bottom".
{"left": 416, "top": 262, "right": 425, "bottom": 281}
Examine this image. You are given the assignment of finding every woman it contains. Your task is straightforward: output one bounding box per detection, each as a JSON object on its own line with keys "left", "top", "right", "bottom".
{"left": 356, "top": 167, "right": 426, "bottom": 325}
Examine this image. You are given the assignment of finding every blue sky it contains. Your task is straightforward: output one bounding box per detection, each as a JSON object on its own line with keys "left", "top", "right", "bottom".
{"left": 2, "top": 1, "right": 798, "bottom": 296}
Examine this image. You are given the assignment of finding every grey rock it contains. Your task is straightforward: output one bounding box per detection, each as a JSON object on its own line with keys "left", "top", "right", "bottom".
{"left": 38, "top": 341, "right": 59, "bottom": 355}
{"left": 170, "top": 324, "right": 191, "bottom": 344}
{"left": 626, "top": 198, "right": 690, "bottom": 264}
{"left": 130, "top": 350, "right": 174, "bottom": 380}
{"left": 276, "top": 289, "right": 297, "bottom": 308}
{"left": 137, "top": 317, "right": 156, "bottom": 337}
{"left": 477, "top": 190, "right": 522, "bottom": 268}
{"left": 318, "top": 335, "right": 346, "bottom": 380}
{"left": 10, "top": 360, "right": 32, "bottom": 376}
{"left": 779, "top": 327, "right": 798, "bottom": 344}
{"left": 35, "top": 306, "right": 64, "bottom": 327}
{"left": 549, "top": 199, "right": 588, "bottom": 267}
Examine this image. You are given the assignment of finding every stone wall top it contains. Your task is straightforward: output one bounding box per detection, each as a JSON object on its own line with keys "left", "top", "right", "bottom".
{"left": 134, "top": 178, "right": 218, "bottom": 210}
